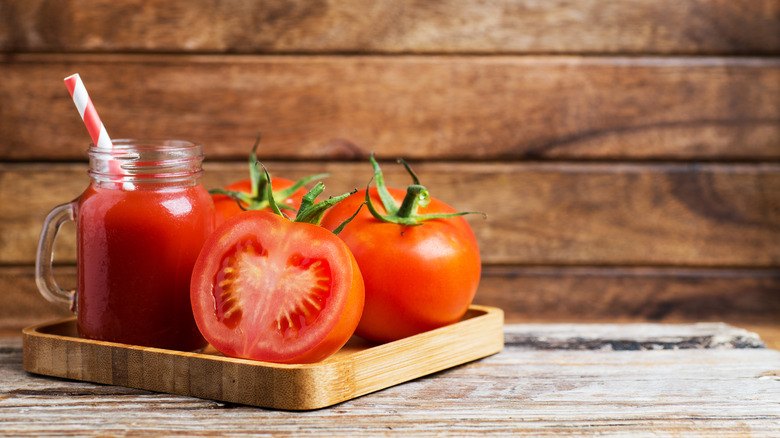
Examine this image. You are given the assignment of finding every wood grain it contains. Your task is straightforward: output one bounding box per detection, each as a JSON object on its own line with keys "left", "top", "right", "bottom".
{"left": 501, "top": 322, "right": 766, "bottom": 350}
{"left": 22, "top": 306, "right": 504, "bottom": 410}
{"left": 2, "top": 0, "right": 778, "bottom": 55}
{"left": 4, "top": 265, "right": 778, "bottom": 337}
{"left": 3, "top": 162, "right": 778, "bottom": 266}
{"left": 2, "top": 0, "right": 779, "bottom": 355}
{"left": 1, "top": 54, "right": 778, "bottom": 161}
{"left": 4, "top": 326, "right": 780, "bottom": 435}
{"left": 477, "top": 266, "right": 780, "bottom": 325}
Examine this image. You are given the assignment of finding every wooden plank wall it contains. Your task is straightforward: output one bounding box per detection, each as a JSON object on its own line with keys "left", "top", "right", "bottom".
{"left": 1, "top": 1, "right": 779, "bottom": 334}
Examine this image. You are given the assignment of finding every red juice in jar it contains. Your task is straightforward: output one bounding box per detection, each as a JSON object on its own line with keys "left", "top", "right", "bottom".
{"left": 76, "top": 183, "right": 213, "bottom": 350}
{"left": 36, "top": 139, "right": 214, "bottom": 351}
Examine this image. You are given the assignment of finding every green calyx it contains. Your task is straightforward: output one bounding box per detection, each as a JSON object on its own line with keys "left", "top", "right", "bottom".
{"left": 365, "top": 153, "right": 485, "bottom": 226}
{"left": 208, "top": 132, "right": 328, "bottom": 213}
{"left": 261, "top": 163, "right": 361, "bottom": 234}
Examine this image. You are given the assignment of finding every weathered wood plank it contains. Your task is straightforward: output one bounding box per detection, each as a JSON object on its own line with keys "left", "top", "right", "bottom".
{"left": 478, "top": 267, "right": 780, "bottom": 325}
{"left": 1, "top": 54, "right": 778, "bottom": 161}
{"left": 2, "top": 326, "right": 779, "bottom": 435}
{"left": 2, "top": 161, "right": 778, "bottom": 266}
{"left": 3, "top": 265, "right": 778, "bottom": 337}
{"left": 502, "top": 322, "right": 766, "bottom": 350}
{"left": 0, "top": 266, "right": 73, "bottom": 333}
{"left": 2, "top": 0, "right": 778, "bottom": 55}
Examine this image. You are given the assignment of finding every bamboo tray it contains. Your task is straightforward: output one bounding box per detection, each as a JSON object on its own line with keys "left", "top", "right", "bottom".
{"left": 23, "top": 305, "right": 504, "bottom": 410}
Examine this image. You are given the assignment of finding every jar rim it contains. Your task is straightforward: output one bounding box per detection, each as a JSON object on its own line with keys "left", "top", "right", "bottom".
{"left": 87, "top": 138, "right": 204, "bottom": 186}
{"left": 88, "top": 138, "right": 201, "bottom": 154}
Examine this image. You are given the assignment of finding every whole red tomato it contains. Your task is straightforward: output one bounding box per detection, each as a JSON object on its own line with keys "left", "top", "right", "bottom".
{"left": 210, "top": 134, "right": 326, "bottom": 226}
{"left": 191, "top": 172, "right": 364, "bottom": 364}
{"left": 320, "top": 156, "right": 483, "bottom": 343}
{"left": 212, "top": 177, "right": 304, "bottom": 227}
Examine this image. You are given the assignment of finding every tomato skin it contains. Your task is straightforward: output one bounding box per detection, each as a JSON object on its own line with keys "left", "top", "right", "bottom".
{"left": 190, "top": 211, "right": 364, "bottom": 364}
{"left": 320, "top": 187, "right": 481, "bottom": 343}
{"left": 212, "top": 178, "right": 304, "bottom": 227}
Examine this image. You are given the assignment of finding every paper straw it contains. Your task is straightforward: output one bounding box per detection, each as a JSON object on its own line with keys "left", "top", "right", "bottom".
{"left": 63, "top": 74, "right": 132, "bottom": 189}
{"left": 64, "top": 74, "right": 113, "bottom": 151}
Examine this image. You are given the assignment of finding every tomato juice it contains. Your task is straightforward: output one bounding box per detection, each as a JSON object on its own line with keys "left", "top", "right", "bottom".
{"left": 75, "top": 182, "right": 214, "bottom": 351}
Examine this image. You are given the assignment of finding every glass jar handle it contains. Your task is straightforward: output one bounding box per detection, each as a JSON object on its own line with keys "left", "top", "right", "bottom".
{"left": 35, "top": 202, "right": 76, "bottom": 312}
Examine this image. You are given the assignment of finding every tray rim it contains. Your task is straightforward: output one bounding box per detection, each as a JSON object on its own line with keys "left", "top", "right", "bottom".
{"left": 22, "top": 304, "right": 504, "bottom": 410}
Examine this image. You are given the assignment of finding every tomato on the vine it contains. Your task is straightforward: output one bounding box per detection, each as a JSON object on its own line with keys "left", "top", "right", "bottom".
{"left": 320, "top": 155, "right": 483, "bottom": 343}
{"left": 212, "top": 177, "right": 305, "bottom": 226}
{"left": 191, "top": 168, "right": 364, "bottom": 364}
{"left": 210, "top": 133, "right": 327, "bottom": 226}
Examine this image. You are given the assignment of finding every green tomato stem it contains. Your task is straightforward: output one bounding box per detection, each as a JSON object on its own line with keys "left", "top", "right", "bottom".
{"left": 260, "top": 163, "right": 358, "bottom": 230}
{"left": 396, "top": 185, "right": 430, "bottom": 219}
{"left": 363, "top": 153, "right": 485, "bottom": 226}
{"left": 209, "top": 131, "right": 328, "bottom": 213}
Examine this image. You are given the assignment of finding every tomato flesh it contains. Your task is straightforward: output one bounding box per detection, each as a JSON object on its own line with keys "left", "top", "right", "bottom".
{"left": 191, "top": 211, "right": 364, "bottom": 363}
{"left": 214, "top": 238, "right": 331, "bottom": 333}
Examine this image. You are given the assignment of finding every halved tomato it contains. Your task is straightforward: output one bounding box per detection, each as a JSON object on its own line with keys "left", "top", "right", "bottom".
{"left": 190, "top": 211, "right": 364, "bottom": 364}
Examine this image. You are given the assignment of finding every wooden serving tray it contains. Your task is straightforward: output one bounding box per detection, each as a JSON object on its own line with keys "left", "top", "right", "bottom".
{"left": 23, "top": 305, "right": 503, "bottom": 410}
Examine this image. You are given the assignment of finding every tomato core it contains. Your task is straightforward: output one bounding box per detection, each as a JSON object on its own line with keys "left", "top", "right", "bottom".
{"left": 211, "top": 236, "right": 336, "bottom": 339}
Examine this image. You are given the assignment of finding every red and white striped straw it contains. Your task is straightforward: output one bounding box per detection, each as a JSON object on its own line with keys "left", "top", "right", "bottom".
{"left": 64, "top": 73, "right": 113, "bottom": 151}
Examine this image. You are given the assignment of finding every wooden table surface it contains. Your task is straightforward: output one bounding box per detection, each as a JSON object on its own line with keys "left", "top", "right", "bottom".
{"left": 2, "top": 323, "right": 779, "bottom": 436}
